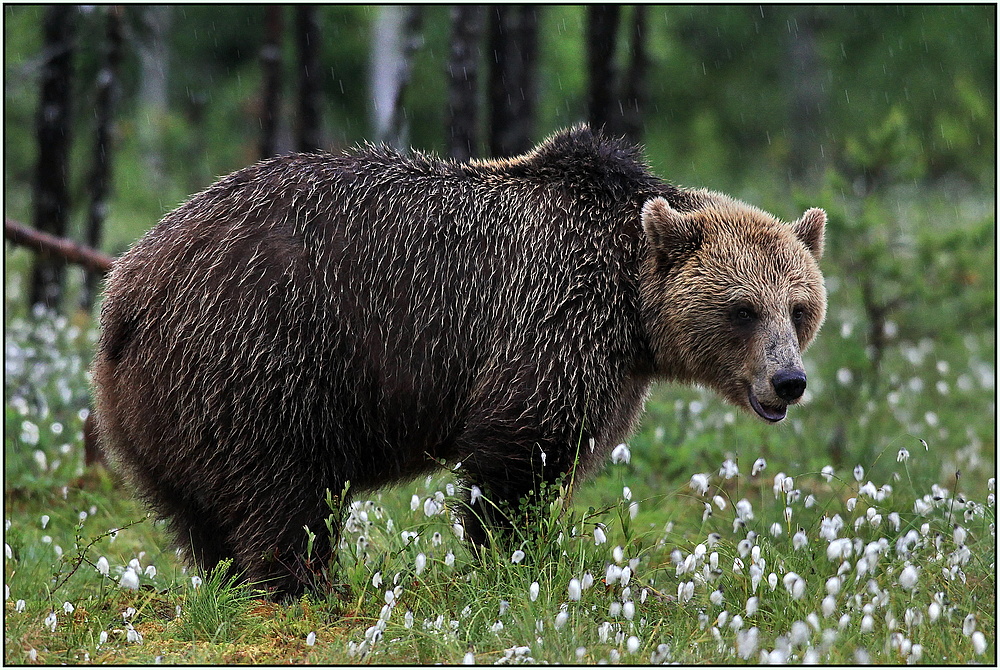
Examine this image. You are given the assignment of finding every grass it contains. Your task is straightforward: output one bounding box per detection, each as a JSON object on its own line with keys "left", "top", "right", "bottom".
{"left": 4, "top": 183, "right": 995, "bottom": 664}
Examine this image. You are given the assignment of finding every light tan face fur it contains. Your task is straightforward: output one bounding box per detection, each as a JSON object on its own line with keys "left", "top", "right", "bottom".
{"left": 640, "top": 193, "right": 827, "bottom": 422}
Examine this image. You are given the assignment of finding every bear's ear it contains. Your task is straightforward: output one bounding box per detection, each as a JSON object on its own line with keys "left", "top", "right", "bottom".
{"left": 642, "top": 197, "right": 703, "bottom": 273}
{"left": 791, "top": 208, "right": 826, "bottom": 260}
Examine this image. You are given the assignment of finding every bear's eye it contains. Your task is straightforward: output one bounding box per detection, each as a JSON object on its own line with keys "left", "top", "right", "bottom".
{"left": 791, "top": 306, "right": 806, "bottom": 325}
{"left": 730, "top": 304, "right": 757, "bottom": 326}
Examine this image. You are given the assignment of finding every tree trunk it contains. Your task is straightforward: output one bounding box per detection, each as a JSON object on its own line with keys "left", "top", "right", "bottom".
{"left": 138, "top": 5, "right": 170, "bottom": 186}
{"left": 487, "top": 5, "right": 539, "bottom": 158}
{"left": 370, "top": 5, "right": 424, "bottom": 150}
{"left": 786, "top": 7, "right": 825, "bottom": 180}
{"left": 295, "top": 5, "right": 321, "bottom": 153}
{"left": 446, "top": 5, "right": 484, "bottom": 161}
{"left": 620, "top": 5, "right": 649, "bottom": 144}
{"left": 29, "top": 4, "right": 76, "bottom": 310}
{"left": 81, "top": 5, "right": 124, "bottom": 310}
{"left": 259, "top": 5, "right": 284, "bottom": 159}
{"left": 586, "top": 5, "right": 621, "bottom": 135}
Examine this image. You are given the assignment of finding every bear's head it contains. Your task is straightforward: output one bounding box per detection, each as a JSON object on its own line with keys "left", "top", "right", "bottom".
{"left": 640, "top": 192, "right": 827, "bottom": 423}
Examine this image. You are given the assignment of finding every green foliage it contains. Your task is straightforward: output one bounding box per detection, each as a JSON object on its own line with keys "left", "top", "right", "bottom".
{"left": 174, "top": 559, "right": 265, "bottom": 644}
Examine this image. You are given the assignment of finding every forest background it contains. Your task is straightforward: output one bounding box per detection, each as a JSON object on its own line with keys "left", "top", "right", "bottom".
{"left": 3, "top": 4, "right": 996, "bottom": 665}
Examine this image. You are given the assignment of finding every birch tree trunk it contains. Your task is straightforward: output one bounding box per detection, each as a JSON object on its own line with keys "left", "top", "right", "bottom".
{"left": 370, "top": 5, "right": 424, "bottom": 150}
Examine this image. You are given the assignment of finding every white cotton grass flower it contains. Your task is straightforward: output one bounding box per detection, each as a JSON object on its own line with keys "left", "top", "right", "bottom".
{"left": 582, "top": 572, "right": 594, "bottom": 590}
{"left": 63, "top": 601, "right": 74, "bottom": 614}
{"left": 120, "top": 568, "right": 140, "bottom": 590}
{"left": 611, "top": 443, "right": 630, "bottom": 464}
{"left": 410, "top": 494, "right": 420, "bottom": 511}
{"left": 713, "top": 495, "right": 727, "bottom": 511}
{"left": 860, "top": 614, "right": 874, "bottom": 633}
{"left": 719, "top": 459, "right": 738, "bottom": 479}
{"left": 821, "top": 595, "right": 837, "bottom": 617}
{"left": 792, "top": 530, "right": 808, "bottom": 550}
{"left": 423, "top": 497, "right": 443, "bottom": 517}
{"left": 736, "top": 626, "right": 759, "bottom": 659}
{"left": 568, "top": 579, "right": 582, "bottom": 601}
{"left": 594, "top": 525, "right": 607, "bottom": 545}
{"left": 511, "top": 550, "right": 525, "bottom": 564}
{"left": 144, "top": 565, "right": 157, "bottom": 579}
{"left": 462, "top": 651, "right": 475, "bottom": 665}
{"left": 305, "top": 631, "right": 316, "bottom": 646}
{"left": 415, "top": 553, "right": 426, "bottom": 575}
{"left": 45, "top": 611, "right": 57, "bottom": 632}
{"left": 40, "top": 515, "right": 50, "bottom": 529}
{"left": 735, "top": 499, "right": 754, "bottom": 521}
{"left": 782, "top": 572, "right": 806, "bottom": 600}
{"left": 16, "top": 600, "right": 25, "bottom": 613}
{"left": 469, "top": 486, "right": 482, "bottom": 505}
{"left": 821, "top": 465, "right": 835, "bottom": 482}
{"left": 554, "top": 611, "right": 568, "bottom": 630}
{"left": 623, "top": 601, "right": 635, "bottom": 620}
{"left": 751, "top": 457, "right": 767, "bottom": 476}
{"left": 626, "top": 636, "right": 640, "bottom": 654}
{"left": 772, "top": 473, "right": 786, "bottom": 498}
{"left": 898, "top": 564, "right": 919, "bottom": 591}
{"left": 613, "top": 545, "right": 625, "bottom": 564}
{"left": 529, "top": 581, "right": 540, "bottom": 602}
{"left": 96, "top": 556, "right": 110, "bottom": 577}
{"left": 963, "top": 613, "right": 976, "bottom": 636}
{"left": 689, "top": 473, "right": 710, "bottom": 495}
{"left": 745, "top": 596, "right": 758, "bottom": 617}
{"left": 190, "top": 575, "right": 203, "bottom": 589}
{"left": 972, "top": 631, "right": 987, "bottom": 655}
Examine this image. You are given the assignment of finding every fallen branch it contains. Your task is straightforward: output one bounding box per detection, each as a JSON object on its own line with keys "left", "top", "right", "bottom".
{"left": 5, "top": 216, "right": 115, "bottom": 275}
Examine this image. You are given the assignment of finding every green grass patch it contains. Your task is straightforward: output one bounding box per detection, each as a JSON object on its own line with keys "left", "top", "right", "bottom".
{"left": 4, "top": 184, "right": 994, "bottom": 663}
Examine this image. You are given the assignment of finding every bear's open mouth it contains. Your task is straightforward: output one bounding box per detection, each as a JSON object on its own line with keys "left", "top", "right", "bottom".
{"left": 748, "top": 389, "right": 787, "bottom": 423}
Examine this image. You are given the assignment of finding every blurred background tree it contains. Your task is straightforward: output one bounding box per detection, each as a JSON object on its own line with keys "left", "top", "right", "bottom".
{"left": 3, "top": 4, "right": 994, "bottom": 306}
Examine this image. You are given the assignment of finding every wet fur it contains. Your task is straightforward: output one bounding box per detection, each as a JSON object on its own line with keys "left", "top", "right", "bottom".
{"left": 93, "top": 126, "right": 825, "bottom": 596}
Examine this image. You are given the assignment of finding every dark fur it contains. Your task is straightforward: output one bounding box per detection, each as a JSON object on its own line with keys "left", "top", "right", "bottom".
{"left": 93, "top": 126, "right": 825, "bottom": 596}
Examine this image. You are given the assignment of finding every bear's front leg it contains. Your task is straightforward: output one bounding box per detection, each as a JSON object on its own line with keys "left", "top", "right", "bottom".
{"left": 456, "top": 426, "right": 580, "bottom": 549}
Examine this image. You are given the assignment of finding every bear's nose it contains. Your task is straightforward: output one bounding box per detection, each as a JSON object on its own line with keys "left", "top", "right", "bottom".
{"left": 772, "top": 369, "right": 807, "bottom": 402}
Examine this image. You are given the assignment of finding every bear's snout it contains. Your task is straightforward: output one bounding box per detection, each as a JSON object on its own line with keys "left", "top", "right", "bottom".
{"left": 771, "top": 368, "right": 807, "bottom": 402}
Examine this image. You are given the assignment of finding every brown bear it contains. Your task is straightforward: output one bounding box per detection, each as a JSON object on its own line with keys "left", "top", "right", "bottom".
{"left": 92, "top": 125, "right": 826, "bottom": 597}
